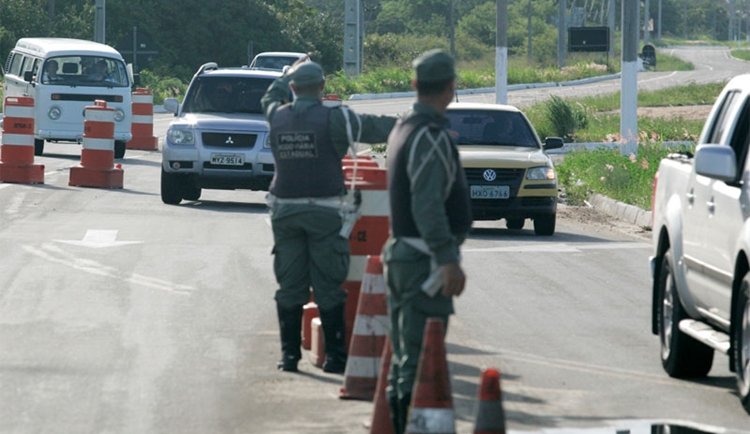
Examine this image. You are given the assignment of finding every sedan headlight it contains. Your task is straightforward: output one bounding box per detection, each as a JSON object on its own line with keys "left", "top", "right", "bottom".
{"left": 113, "top": 108, "right": 125, "bottom": 122}
{"left": 48, "top": 106, "right": 62, "bottom": 120}
{"left": 526, "top": 166, "right": 556, "bottom": 180}
{"left": 167, "top": 127, "right": 195, "bottom": 146}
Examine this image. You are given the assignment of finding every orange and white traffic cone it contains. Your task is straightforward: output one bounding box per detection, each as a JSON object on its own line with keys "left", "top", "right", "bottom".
{"left": 340, "top": 255, "right": 389, "bottom": 400}
{"left": 126, "top": 88, "right": 158, "bottom": 150}
{"left": 406, "top": 318, "right": 455, "bottom": 434}
{"left": 0, "top": 96, "right": 44, "bottom": 184}
{"left": 473, "top": 368, "right": 506, "bottom": 434}
{"left": 368, "top": 335, "right": 395, "bottom": 434}
{"left": 69, "top": 100, "right": 123, "bottom": 188}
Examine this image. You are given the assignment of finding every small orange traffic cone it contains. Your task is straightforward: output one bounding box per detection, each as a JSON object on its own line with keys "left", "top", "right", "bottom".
{"left": 368, "top": 335, "right": 395, "bottom": 434}
{"left": 340, "top": 255, "right": 389, "bottom": 400}
{"left": 406, "top": 318, "right": 455, "bottom": 434}
{"left": 473, "top": 368, "right": 506, "bottom": 434}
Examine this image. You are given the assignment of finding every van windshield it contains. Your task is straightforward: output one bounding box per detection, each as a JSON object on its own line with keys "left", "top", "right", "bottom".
{"left": 41, "top": 56, "right": 128, "bottom": 87}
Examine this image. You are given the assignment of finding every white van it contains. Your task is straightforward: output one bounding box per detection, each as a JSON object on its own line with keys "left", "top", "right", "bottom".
{"left": 2, "top": 38, "right": 132, "bottom": 158}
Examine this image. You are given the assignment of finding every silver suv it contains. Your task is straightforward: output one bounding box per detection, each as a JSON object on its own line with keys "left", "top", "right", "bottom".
{"left": 160, "top": 63, "right": 282, "bottom": 204}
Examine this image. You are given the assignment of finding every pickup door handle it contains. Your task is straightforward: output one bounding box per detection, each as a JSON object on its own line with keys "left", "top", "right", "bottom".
{"left": 686, "top": 190, "right": 695, "bottom": 205}
{"left": 707, "top": 198, "right": 716, "bottom": 214}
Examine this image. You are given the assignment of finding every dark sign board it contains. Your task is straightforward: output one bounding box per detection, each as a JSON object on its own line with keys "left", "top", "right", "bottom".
{"left": 568, "top": 26, "right": 610, "bottom": 52}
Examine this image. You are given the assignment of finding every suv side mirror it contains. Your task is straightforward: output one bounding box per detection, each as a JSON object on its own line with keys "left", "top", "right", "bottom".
{"left": 695, "top": 144, "right": 737, "bottom": 182}
{"left": 164, "top": 98, "right": 180, "bottom": 115}
{"left": 543, "top": 137, "right": 564, "bottom": 151}
{"left": 23, "top": 70, "right": 34, "bottom": 82}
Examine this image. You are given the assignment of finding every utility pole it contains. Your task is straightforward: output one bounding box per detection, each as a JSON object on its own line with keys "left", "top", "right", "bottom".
{"left": 608, "top": 0, "right": 615, "bottom": 59}
{"left": 644, "top": 0, "right": 651, "bottom": 43}
{"left": 621, "top": 0, "right": 639, "bottom": 155}
{"left": 730, "top": 0, "right": 736, "bottom": 41}
{"left": 558, "top": 0, "right": 567, "bottom": 68}
{"left": 527, "top": 0, "right": 532, "bottom": 62}
{"left": 496, "top": 0, "right": 508, "bottom": 104}
{"left": 94, "top": 0, "right": 105, "bottom": 43}
{"left": 343, "top": 0, "right": 361, "bottom": 76}
{"left": 47, "top": 0, "right": 55, "bottom": 21}
{"left": 449, "top": 0, "right": 456, "bottom": 59}
{"left": 658, "top": 0, "right": 662, "bottom": 40}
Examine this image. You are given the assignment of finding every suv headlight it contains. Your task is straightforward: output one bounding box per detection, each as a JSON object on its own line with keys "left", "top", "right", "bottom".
{"left": 526, "top": 166, "right": 556, "bottom": 180}
{"left": 167, "top": 127, "right": 195, "bottom": 146}
{"left": 264, "top": 134, "right": 271, "bottom": 148}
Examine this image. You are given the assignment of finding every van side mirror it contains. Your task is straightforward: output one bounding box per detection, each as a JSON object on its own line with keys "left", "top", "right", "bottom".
{"left": 23, "top": 71, "right": 34, "bottom": 82}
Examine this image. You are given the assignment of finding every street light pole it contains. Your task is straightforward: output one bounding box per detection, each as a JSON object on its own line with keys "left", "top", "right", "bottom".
{"left": 94, "top": 0, "right": 105, "bottom": 43}
{"left": 621, "top": 0, "right": 639, "bottom": 155}
{"left": 496, "top": 0, "right": 508, "bottom": 104}
{"left": 558, "top": 0, "right": 567, "bottom": 68}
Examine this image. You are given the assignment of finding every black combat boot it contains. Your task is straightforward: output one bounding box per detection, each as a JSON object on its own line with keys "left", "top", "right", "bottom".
{"left": 276, "top": 304, "right": 303, "bottom": 372}
{"left": 318, "top": 304, "right": 348, "bottom": 374}
{"left": 389, "top": 395, "right": 403, "bottom": 434}
{"left": 398, "top": 394, "right": 411, "bottom": 434}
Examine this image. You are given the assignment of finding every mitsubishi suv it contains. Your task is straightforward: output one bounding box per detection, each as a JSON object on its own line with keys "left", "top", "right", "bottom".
{"left": 160, "top": 62, "right": 282, "bottom": 204}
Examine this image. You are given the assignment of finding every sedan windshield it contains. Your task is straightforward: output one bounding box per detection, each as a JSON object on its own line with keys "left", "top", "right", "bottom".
{"left": 447, "top": 110, "right": 539, "bottom": 148}
{"left": 181, "top": 76, "right": 275, "bottom": 114}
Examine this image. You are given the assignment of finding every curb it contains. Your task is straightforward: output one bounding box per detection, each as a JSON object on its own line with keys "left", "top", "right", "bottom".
{"left": 588, "top": 193, "right": 652, "bottom": 229}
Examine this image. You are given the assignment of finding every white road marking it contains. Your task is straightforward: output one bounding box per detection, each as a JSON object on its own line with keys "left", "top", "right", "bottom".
{"left": 463, "top": 241, "right": 650, "bottom": 254}
{"left": 23, "top": 243, "right": 194, "bottom": 295}
{"left": 55, "top": 229, "right": 143, "bottom": 248}
{"left": 0, "top": 184, "right": 10, "bottom": 190}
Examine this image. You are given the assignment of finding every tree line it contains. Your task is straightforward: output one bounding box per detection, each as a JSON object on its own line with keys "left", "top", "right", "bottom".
{"left": 0, "top": 0, "right": 743, "bottom": 81}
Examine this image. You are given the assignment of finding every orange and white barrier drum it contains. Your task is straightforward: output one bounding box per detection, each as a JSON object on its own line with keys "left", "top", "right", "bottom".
{"left": 0, "top": 96, "right": 44, "bottom": 184}
{"left": 126, "top": 88, "right": 158, "bottom": 150}
{"left": 69, "top": 100, "right": 123, "bottom": 188}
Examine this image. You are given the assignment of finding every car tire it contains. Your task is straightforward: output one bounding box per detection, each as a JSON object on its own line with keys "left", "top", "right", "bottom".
{"left": 183, "top": 182, "right": 202, "bottom": 201}
{"left": 114, "top": 141, "right": 126, "bottom": 159}
{"left": 733, "top": 274, "right": 750, "bottom": 414}
{"left": 533, "top": 214, "right": 555, "bottom": 236}
{"left": 506, "top": 218, "right": 524, "bottom": 230}
{"left": 657, "top": 249, "right": 714, "bottom": 377}
{"left": 34, "top": 139, "right": 45, "bottom": 156}
{"left": 161, "top": 168, "right": 183, "bottom": 205}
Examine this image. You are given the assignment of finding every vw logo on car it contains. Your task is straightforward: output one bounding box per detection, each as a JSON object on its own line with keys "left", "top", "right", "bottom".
{"left": 483, "top": 169, "right": 497, "bottom": 182}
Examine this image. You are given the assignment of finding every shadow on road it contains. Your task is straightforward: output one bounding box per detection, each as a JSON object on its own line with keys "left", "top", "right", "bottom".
{"left": 469, "top": 227, "right": 613, "bottom": 244}
{"left": 181, "top": 200, "right": 269, "bottom": 214}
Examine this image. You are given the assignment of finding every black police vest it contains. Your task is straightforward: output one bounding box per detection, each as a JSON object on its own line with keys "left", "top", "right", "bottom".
{"left": 387, "top": 113, "right": 472, "bottom": 238}
{"left": 269, "top": 103, "right": 344, "bottom": 198}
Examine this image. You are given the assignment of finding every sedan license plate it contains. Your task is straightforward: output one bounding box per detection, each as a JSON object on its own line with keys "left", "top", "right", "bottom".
{"left": 210, "top": 153, "right": 244, "bottom": 166}
{"left": 470, "top": 185, "right": 509, "bottom": 199}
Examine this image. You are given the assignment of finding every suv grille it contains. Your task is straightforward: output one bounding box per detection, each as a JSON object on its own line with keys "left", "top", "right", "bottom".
{"left": 202, "top": 132, "right": 257, "bottom": 148}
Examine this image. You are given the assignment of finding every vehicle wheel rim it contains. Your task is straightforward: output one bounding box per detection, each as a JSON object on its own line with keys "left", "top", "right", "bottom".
{"left": 661, "top": 269, "right": 674, "bottom": 360}
{"left": 741, "top": 293, "right": 750, "bottom": 395}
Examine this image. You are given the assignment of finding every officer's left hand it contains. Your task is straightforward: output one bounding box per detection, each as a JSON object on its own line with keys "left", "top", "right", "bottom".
{"left": 441, "top": 263, "right": 466, "bottom": 297}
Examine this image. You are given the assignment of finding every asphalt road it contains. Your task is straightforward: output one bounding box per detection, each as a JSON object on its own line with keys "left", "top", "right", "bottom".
{"left": 1, "top": 46, "right": 749, "bottom": 433}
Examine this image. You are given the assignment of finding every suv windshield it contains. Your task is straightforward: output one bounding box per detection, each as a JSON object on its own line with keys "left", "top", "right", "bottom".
{"left": 41, "top": 55, "right": 128, "bottom": 87}
{"left": 447, "top": 110, "right": 538, "bottom": 148}
{"left": 181, "top": 76, "right": 274, "bottom": 114}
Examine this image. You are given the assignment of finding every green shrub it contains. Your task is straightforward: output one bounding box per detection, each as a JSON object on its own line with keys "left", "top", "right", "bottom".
{"left": 137, "top": 70, "right": 187, "bottom": 104}
{"left": 545, "top": 95, "right": 589, "bottom": 141}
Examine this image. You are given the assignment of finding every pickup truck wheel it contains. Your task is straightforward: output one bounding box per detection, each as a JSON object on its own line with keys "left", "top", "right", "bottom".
{"left": 34, "top": 139, "right": 45, "bottom": 156}
{"left": 533, "top": 214, "right": 555, "bottom": 236}
{"left": 733, "top": 275, "right": 750, "bottom": 413}
{"left": 506, "top": 218, "right": 524, "bottom": 230}
{"left": 183, "top": 183, "right": 202, "bottom": 201}
{"left": 161, "top": 168, "right": 183, "bottom": 205}
{"left": 657, "top": 250, "right": 714, "bottom": 377}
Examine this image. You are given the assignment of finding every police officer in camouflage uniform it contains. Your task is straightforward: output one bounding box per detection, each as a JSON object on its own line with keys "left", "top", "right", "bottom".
{"left": 261, "top": 61, "right": 396, "bottom": 374}
{"left": 383, "top": 49, "right": 472, "bottom": 433}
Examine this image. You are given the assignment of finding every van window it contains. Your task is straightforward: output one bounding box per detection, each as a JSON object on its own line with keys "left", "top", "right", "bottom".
{"left": 9, "top": 53, "right": 23, "bottom": 76}
{"left": 20, "top": 56, "right": 37, "bottom": 75}
{"left": 4, "top": 52, "right": 14, "bottom": 73}
{"left": 42, "top": 55, "right": 129, "bottom": 87}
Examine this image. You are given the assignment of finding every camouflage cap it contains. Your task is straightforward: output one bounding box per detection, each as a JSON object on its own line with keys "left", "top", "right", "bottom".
{"left": 289, "top": 61, "right": 324, "bottom": 86}
{"left": 413, "top": 49, "right": 456, "bottom": 83}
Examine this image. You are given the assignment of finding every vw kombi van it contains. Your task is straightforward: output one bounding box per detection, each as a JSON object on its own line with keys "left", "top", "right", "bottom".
{"left": 2, "top": 38, "right": 132, "bottom": 158}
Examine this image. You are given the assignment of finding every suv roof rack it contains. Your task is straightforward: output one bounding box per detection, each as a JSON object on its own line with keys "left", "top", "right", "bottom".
{"left": 197, "top": 62, "right": 218, "bottom": 75}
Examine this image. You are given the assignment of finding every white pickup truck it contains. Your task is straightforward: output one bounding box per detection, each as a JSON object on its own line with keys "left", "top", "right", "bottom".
{"left": 650, "top": 74, "right": 750, "bottom": 414}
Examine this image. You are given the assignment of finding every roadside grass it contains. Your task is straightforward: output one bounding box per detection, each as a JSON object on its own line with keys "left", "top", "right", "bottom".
{"left": 731, "top": 49, "right": 750, "bottom": 61}
{"left": 556, "top": 142, "right": 694, "bottom": 209}
{"left": 653, "top": 52, "right": 694, "bottom": 71}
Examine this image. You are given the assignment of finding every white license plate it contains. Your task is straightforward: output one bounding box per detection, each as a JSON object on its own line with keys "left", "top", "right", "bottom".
{"left": 470, "top": 185, "right": 510, "bottom": 199}
{"left": 210, "top": 153, "right": 244, "bottom": 166}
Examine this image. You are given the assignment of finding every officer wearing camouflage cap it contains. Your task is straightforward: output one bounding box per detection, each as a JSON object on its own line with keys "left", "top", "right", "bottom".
{"left": 383, "top": 49, "right": 472, "bottom": 433}
{"left": 261, "top": 60, "right": 396, "bottom": 374}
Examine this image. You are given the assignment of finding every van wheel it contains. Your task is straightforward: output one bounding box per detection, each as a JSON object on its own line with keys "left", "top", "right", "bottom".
{"left": 506, "top": 218, "right": 524, "bottom": 230}
{"left": 657, "top": 249, "right": 714, "bottom": 377}
{"left": 733, "top": 274, "right": 750, "bottom": 414}
{"left": 161, "top": 168, "right": 183, "bottom": 205}
{"left": 533, "top": 214, "right": 555, "bottom": 236}
{"left": 34, "top": 139, "right": 45, "bottom": 156}
{"left": 114, "top": 141, "right": 126, "bottom": 159}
